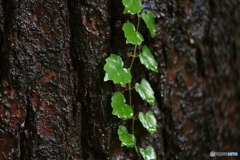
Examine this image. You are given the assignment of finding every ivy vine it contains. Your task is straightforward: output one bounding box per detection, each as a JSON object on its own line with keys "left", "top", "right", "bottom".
{"left": 104, "top": 0, "right": 158, "bottom": 159}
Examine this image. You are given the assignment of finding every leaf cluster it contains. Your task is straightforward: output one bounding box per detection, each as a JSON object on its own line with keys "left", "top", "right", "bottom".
{"left": 103, "top": 0, "right": 158, "bottom": 159}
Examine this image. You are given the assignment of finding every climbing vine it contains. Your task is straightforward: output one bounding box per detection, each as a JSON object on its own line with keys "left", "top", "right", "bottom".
{"left": 104, "top": 0, "right": 158, "bottom": 159}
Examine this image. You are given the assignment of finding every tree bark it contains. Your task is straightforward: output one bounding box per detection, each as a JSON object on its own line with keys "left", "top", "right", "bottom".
{"left": 0, "top": 0, "right": 239, "bottom": 160}
{"left": 0, "top": 0, "right": 81, "bottom": 159}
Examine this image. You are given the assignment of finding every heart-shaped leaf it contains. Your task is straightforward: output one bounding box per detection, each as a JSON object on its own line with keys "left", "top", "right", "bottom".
{"left": 142, "top": 11, "right": 156, "bottom": 38}
{"left": 138, "top": 111, "right": 157, "bottom": 134}
{"left": 122, "top": 22, "right": 144, "bottom": 45}
{"left": 104, "top": 54, "right": 132, "bottom": 85}
{"left": 111, "top": 92, "right": 133, "bottom": 119}
{"left": 135, "top": 79, "right": 155, "bottom": 105}
{"left": 140, "top": 146, "right": 157, "bottom": 160}
{"left": 117, "top": 125, "right": 136, "bottom": 147}
{"left": 122, "top": 0, "right": 142, "bottom": 14}
{"left": 139, "top": 45, "right": 158, "bottom": 72}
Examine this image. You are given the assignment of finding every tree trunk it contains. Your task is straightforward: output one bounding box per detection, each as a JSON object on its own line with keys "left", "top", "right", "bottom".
{"left": 0, "top": 0, "right": 239, "bottom": 160}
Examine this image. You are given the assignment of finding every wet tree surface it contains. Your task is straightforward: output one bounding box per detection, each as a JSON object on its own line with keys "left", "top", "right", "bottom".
{"left": 0, "top": 0, "right": 239, "bottom": 160}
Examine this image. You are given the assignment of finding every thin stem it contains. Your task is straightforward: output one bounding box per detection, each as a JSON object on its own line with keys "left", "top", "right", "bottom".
{"left": 129, "top": 14, "right": 141, "bottom": 71}
{"left": 132, "top": 117, "right": 141, "bottom": 160}
{"left": 128, "top": 21, "right": 139, "bottom": 110}
{"left": 128, "top": 83, "right": 132, "bottom": 107}
{"left": 131, "top": 116, "right": 135, "bottom": 135}
{"left": 137, "top": 14, "right": 141, "bottom": 31}
{"left": 135, "top": 146, "right": 142, "bottom": 160}
{"left": 129, "top": 45, "right": 138, "bottom": 70}
{"left": 125, "top": 87, "right": 135, "bottom": 91}
{"left": 128, "top": 13, "right": 142, "bottom": 160}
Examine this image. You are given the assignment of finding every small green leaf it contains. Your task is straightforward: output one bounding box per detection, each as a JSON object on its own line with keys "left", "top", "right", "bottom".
{"left": 138, "top": 112, "right": 157, "bottom": 134}
{"left": 117, "top": 125, "right": 136, "bottom": 147}
{"left": 104, "top": 54, "right": 132, "bottom": 85}
{"left": 135, "top": 79, "right": 156, "bottom": 105}
{"left": 111, "top": 92, "right": 133, "bottom": 119}
{"left": 122, "top": 22, "right": 144, "bottom": 45}
{"left": 139, "top": 45, "right": 158, "bottom": 72}
{"left": 140, "top": 146, "right": 157, "bottom": 160}
{"left": 142, "top": 11, "right": 156, "bottom": 38}
{"left": 122, "top": 0, "right": 142, "bottom": 14}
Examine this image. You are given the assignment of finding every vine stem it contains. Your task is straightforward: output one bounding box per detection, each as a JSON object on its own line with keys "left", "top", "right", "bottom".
{"left": 133, "top": 117, "right": 141, "bottom": 160}
{"left": 135, "top": 145, "right": 142, "bottom": 160}
{"left": 129, "top": 45, "right": 138, "bottom": 71}
{"left": 128, "top": 13, "right": 142, "bottom": 160}
{"left": 129, "top": 14, "right": 141, "bottom": 71}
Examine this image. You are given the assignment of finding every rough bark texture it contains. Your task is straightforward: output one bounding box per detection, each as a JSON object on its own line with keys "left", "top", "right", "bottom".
{"left": 0, "top": 0, "right": 239, "bottom": 160}
{"left": 0, "top": 0, "right": 81, "bottom": 159}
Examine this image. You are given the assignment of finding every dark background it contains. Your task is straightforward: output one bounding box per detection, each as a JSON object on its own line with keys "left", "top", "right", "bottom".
{"left": 0, "top": 0, "right": 239, "bottom": 159}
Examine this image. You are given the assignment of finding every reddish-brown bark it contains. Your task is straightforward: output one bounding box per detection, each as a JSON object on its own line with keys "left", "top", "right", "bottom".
{"left": 0, "top": 0, "right": 239, "bottom": 159}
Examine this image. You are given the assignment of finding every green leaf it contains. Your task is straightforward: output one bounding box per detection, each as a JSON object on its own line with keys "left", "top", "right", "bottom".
{"left": 140, "top": 146, "right": 157, "bottom": 160}
{"left": 138, "top": 112, "right": 157, "bottom": 134}
{"left": 122, "top": 22, "right": 144, "bottom": 45}
{"left": 111, "top": 92, "right": 133, "bottom": 119}
{"left": 139, "top": 45, "right": 158, "bottom": 72}
{"left": 135, "top": 79, "right": 156, "bottom": 105}
{"left": 104, "top": 54, "right": 132, "bottom": 85}
{"left": 122, "top": 0, "right": 142, "bottom": 14}
{"left": 142, "top": 11, "right": 156, "bottom": 38}
{"left": 117, "top": 125, "right": 136, "bottom": 147}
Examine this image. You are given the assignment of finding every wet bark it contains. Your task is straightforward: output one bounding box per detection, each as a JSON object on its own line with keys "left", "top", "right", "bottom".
{"left": 0, "top": 0, "right": 239, "bottom": 160}
{"left": 0, "top": 0, "right": 81, "bottom": 159}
